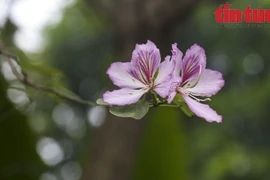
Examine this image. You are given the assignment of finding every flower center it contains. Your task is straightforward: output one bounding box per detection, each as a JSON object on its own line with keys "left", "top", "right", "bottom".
{"left": 182, "top": 65, "right": 202, "bottom": 88}
{"left": 177, "top": 65, "right": 211, "bottom": 102}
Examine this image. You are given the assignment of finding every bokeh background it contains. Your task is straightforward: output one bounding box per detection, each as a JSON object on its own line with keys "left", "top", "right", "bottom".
{"left": 0, "top": 0, "right": 270, "bottom": 180}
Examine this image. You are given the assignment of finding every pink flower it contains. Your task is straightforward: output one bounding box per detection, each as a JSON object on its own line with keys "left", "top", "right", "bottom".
{"left": 168, "top": 44, "right": 225, "bottom": 123}
{"left": 103, "top": 40, "right": 174, "bottom": 106}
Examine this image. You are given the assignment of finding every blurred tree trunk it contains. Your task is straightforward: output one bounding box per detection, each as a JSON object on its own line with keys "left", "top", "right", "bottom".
{"left": 0, "top": 77, "right": 44, "bottom": 180}
{"left": 82, "top": 0, "right": 201, "bottom": 180}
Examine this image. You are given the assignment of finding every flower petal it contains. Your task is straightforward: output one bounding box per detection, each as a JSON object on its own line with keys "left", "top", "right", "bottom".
{"left": 187, "top": 69, "right": 225, "bottom": 97}
{"left": 182, "top": 94, "right": 222, "bottom": 123}
{"left": 182, "top": 44, "right": 206, "bottom": 83}
{"left": 103, "top": 88, "right": 147, "bottom": 106}
{"left": 167, "top": 91, "right": 176, "bottom": 104}
{"left": 166, "top": 76, "right": 182, "bottom": 103}
{"left": 155, "top": 55, "right": 175, "bottom": 85}
{"left": 171, "top": 43, "right": 183, "bottom": 76}
{"left": 107, "top": 62, "right": 145, "bottom": 89}
{"left": 131, "top": 40, "right": 161, "bottom": 83}
{"left": 154, "top": 80, "right": 173, "bottom": 98}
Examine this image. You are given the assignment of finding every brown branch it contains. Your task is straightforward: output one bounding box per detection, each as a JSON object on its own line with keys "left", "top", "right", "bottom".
{"left": 0, "top": 50, "right": 97, "bottom": 107}
{"left": 0, "top": 49, "right": 18, "bottom": 62}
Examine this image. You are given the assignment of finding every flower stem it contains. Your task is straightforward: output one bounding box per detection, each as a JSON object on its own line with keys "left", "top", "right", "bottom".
{"left": 150, "top": 91, "right": 160, "bottom": 107}
{"left": 158, "top": 104, "right": 180, "bottom": 108}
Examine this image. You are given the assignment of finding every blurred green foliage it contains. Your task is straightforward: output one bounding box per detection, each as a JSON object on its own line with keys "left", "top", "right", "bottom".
{"left": 133, "top": 108, "right": 188, "bottom": 180}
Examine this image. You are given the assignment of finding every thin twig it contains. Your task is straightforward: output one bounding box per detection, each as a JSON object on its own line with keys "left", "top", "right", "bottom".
{"left": 0, "top": 49, "right": 18, "bottom": 62}
{"left": 158, "top": 104, "right": 179, "bottom": 108}
{"left": 148, "top": 102, "right": 180, "bottom": 108}
{"left": 0, "top": 50, "right": 97, "bottom": 106}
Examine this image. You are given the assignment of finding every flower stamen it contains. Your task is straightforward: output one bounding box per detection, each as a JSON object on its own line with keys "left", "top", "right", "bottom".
{"left": 188, "top": 92, "right": 211, "bottom": 102}
{"left": 187, "top": 64, "right": 202, "bottom": 88}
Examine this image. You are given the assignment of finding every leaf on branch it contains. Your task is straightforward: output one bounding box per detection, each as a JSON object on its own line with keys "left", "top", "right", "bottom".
{"left": 23, "top": 64, "right": 64, "bottom": 77}
{"left": 109, "top": 100, "right": 149, "bottom": 120}
{"left": 96, "top": 98, "right": 109, "bottom": 106}
{"left": 172, "top": 94, "right": 185, "bottom": 105}
{"left": 172, "top": 94, "right": 194, "bottom": 117}
{"left": 180, "top": 103, "right": 194, "bottom": 117}
{"left": 16, "top": 49, "right": 63, "bottom": 77}
{"left": 54, "top": 87, "right": 82, "bottom": 100}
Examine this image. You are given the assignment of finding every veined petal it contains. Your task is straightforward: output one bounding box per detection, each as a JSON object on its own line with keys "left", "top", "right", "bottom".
{"left": 166, "top": 76, "right": 182, "bottom": 103}
{"left": 167, "top": 91, "right": 177, "bottom": 104}
{"left": 107, "top": 62, "right": 145, "bottom": 89}
{"left": 154, "top": 79, "right": 173, "bottom": 98}
{"left": 154, "top": 55, "right": 175, "bottom": 85}
{"left": 131, "top": 40, "right": 161, "bottom": 83}
{"left": 182, "top": 94, "right": 222, "bottom": 123}
{"left": 103, "top": 88, "right": 147, "bottom": 106}
{"left": 187, "top": 69, "right": 225, "bottom": 97}
{"left": 171, "top": 43, "right": 183, "bottom": 76}
{"left": 182, "top": 44, "right": 206, "bottom": 83}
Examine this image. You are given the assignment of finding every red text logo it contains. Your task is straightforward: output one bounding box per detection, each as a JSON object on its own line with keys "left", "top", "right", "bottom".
{"left": 214, "top": 2, "right": 270, "bottom": 23}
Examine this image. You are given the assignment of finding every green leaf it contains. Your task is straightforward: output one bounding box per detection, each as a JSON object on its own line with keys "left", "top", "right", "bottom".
{"left": 172, "top": 94, "right": 194, "bottom": 117}
{"left": 25, "top": 64, "right": 63, "bottom": 77}
{"left": 16, "top": 49, "right": 63, "bottom": 77}
{"left": 96, "top": 98, "right": 109, "bottom": 106}
{"left": 54, "top": 86, "right": 82, "bottom": 100}
{"left": 109, "top": 100, "right": 149, "bottom": 120}
{"left": 172, "top": 94, "right": 185, "bottom": 105}
{"left": 180, "top": 103, "right": 194, "bottom": 117}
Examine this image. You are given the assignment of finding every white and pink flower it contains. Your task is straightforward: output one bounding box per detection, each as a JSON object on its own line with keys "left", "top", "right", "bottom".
{"left": 103, "top": 40, "right": 175, "bottom": 106}
{"left": 168, "top": 44, "right": 225, "bottom": 123}
{"left": 103, "top": 40, "right": 225, "bottom": 123}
